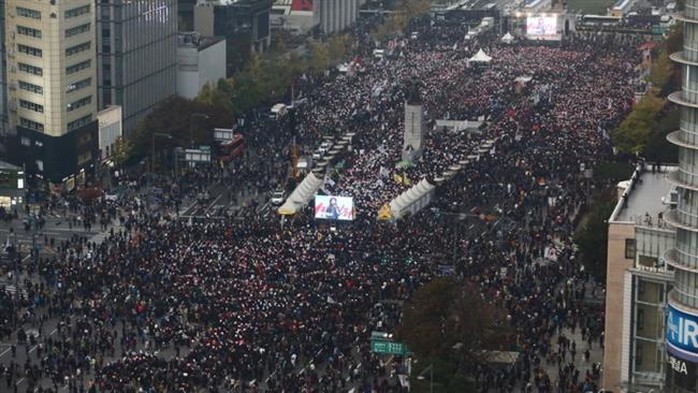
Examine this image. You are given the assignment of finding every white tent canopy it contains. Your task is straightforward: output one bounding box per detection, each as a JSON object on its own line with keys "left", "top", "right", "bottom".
{"left": 388, "top": 179, "right": 436, "bottom": 220}
{"left": 469, "top": 49, "right": 492, "bottom": 63}
{"left": 277, "top": 172, "right": 324, "bottom": 215}
{"left": 501, "top": 32, "right": 514, "bottom": 43}
{"left": 514, "top": 75, "right": 533, "bottom": 84}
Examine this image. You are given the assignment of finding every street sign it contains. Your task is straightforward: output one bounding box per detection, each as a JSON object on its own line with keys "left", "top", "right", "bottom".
{"left": 371, "top": 340, "right": 407, "bottom": 355}
{"left": 371, "top": 331, "right": 390, "bottom": 341}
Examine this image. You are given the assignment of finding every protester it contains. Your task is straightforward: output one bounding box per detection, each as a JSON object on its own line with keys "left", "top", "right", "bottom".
{"left": 0, "top": 17, "right": 637, "bottom": 392}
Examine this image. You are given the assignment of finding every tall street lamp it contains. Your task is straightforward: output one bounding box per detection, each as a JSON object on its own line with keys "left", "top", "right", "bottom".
{"left": 416, "top": 363, "right": 434, "bottom": 393}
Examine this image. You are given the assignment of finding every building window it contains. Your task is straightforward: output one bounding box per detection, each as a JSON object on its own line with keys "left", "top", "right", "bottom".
{"left": 635, "top": 341, "right": 643, "bottom": 368}
{"left": 19, "top": 117, "right": 43, "bottom": 132}
{"left": 65, "top": 23, "right": 91, "bottom": 38}
{"left": 66, "top": 78, "right": 91, "bottom": 93}
{"left": 636, "top": 308, "right": 644, "bottom": 332}
{"left": 19, "top": 81, "right": 43, "bottom": 95}
{"left": 18, "top": 63, "right": 42, "bottom": 76}
{"left": 19, "top": 99, "right": 43, "bottom": 113}
{"left": 18, "top": 44, "right": 42, "bottom": 58}
{"left": 625, "top": 238, "right": 636, "bottom": 259}
{"left": 17, "top": 26, "right": 42, "bottom": 39}
{"left": 20, "top": 137, "right": 30, "bottom": 146}
{"left": 67, "top": 115, "right": 92, "bottom": 131}
{"left": 67, "top": 96, "right": 92, "bottom": 112}
{"left": 66, "top": 42, "right": 91, "bottom": 57}
{"left": 16, "top": 7, "right": 41, "bottom": 20}
{"left": 65, "top": 5, "right": 90, "bottom": 19}
{"left": 66, "top": 60, "right": 91, "bottom": 75}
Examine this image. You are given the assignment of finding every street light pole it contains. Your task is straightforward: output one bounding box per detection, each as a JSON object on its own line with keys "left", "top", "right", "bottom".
{"left": 416, "top": 363, "right": 434, "bottom": 393}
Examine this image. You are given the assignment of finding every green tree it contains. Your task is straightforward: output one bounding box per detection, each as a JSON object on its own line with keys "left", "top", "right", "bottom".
{"left": 399, "top": 278, "right": 511, "bottom": 366}
{"left": 111, "top": 136, "right": 133, "bottom": 168}
{"left": 196, "top": 78, "right": 235, "bottom": 114}
{"left": 405, "top": 0, "right": 431, "bottom": 19}
{"left": 574, "top": 202, "right": 615, "bottom": 282}
{"left": 666, "top": 25, "right": 683, "bottom": 93}
{"left": 644, "top": 108, "right": 679, "bottom": 163}
{"left": 327, "top": 34, "right": 351, "bottom": 64}
{"left": 309, "top": 41, "right": 331, "bottom": 73}
{"left": 648, "top": 50, "right": 673, "bottom": 94}
{"left": 612, "top": 92, "right": 665, "bottom": 153}
{"left": 132, "top": 96, "right": 233, "bottom": 157}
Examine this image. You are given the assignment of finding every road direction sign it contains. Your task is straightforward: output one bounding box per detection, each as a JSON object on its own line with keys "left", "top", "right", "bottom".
{"left": 371, "top": 340, "right": 407, "bottom": 355}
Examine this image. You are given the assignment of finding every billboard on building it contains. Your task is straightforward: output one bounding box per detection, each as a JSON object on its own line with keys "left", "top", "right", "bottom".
{"left": 314, "top": 195, "right": 355, "bottom": 221}
{"left": 667, "top": 353, "right": 697, "bottom": 391}
{"left": 667, "top": 303, "right": 698, "bottom": 362}
{"left": 291, "top": 0, "right": 313, "bottom": 11}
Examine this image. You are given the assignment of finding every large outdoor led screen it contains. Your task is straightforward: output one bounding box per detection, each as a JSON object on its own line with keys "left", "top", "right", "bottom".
{"left": 526, "top": 16, "right": 557, "bottom": 37}
{"left": 314, "top": 195, "right": 355, "bottom": 221}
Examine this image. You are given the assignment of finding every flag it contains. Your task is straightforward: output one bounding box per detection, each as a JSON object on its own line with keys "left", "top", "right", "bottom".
{"left": 544, "top": 245, "right": 558, "bottom": 262}
{"left": 393, "top": 173, "right": 403, "bottom": 184}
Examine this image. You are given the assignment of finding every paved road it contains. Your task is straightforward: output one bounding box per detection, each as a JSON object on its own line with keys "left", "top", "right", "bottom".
{"left": 0, "top": 215, "right": 94, "bottom": 258}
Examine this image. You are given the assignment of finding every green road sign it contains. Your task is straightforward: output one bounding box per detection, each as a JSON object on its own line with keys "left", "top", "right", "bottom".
{"left": 371, "top": 340, "right": 407, "bottom": 355}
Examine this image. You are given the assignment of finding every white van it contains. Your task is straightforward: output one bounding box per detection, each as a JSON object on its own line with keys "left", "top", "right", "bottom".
{"left": 373, "top": 49, "right": 385, "bottom": 60}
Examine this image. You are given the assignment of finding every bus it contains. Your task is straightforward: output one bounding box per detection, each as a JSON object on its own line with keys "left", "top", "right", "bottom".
{"left": 219, "top": 133, "right": 245, "bottom": 163}
{"left": 580, "top": 14, "right": 622, "bottom": 26}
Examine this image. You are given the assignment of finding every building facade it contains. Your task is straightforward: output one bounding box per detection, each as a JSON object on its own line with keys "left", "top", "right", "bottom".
{"left": 97, "top": 105, "right": 122, "bottom": 163}
{"left": 194, "top": 0, "right": 272, "bottom": 75}
{"left": 0, "top": 0, "right": 7, "bottom": 137}
{"left": 315, "top": 0, "right": 365, "bottom": 36}
{"left": 602, "top": 166, "right": 676, "bottom": 392}
{"left": 271, "top": 0, "right": 366, "bottom": 36}
{"left": 6, "top": 0, "right": 99, "bottom": 183}
{"left": 176, "top": 33, "right": 226, "bottom": 100}
{"left": 664, "top": 0, "right": 698, "bottom": 390}
{"left": 96, "top": 0, "right": 178, "bottom": 136}
{"left": 177, "top": 0, "right": 197, "bottom": 31}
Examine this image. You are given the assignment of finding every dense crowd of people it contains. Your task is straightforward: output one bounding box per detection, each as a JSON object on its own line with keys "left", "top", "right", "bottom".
{"left": 0, "top": 14, "right": 648, "bottom": 393}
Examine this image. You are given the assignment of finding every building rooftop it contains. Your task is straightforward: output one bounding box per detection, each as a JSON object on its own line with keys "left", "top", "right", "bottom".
{"left": 178, "top": 32, "right": 225, "bottom": 51}
{"left": 612, "top": 165, "right": 676, "bottom": 224}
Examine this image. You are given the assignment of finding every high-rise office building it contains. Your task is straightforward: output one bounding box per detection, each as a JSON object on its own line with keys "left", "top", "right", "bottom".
{"left": 601, "top": 166, "right": 676, "bottom": 392}
{"left": 194, "top": 0, "right": 272, "bottom": 75}
{"left": 664, "top": 0, "right": 698, "bottom": 390}
{"left": 178, "top": 0, "right": 197, "bottom": 31}
{"left": 0, "top": 0, "right": 8, "bottom": 137}
{"left": 6, "top": 0, "right": 99, "bottom": 183}
{"left": 97, "top": 0, "right": 178, "bottom": 135}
